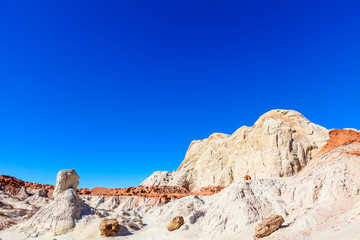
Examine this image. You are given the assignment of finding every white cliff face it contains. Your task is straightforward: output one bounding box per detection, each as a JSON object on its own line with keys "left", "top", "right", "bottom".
{"left": 53, "top": 169, "right": 80, "bottom": 199}
{"left": 167, "top": 109, "right": 329, "bottom": 190}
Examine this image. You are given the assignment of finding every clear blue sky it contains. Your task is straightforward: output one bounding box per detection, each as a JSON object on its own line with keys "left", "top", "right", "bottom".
{"left": 1, "top": 1, "right": 359, "bottom": 188}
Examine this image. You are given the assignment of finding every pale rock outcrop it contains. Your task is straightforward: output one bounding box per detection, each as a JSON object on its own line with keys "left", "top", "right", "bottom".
{"left": 254, "top": 214, "right": 284, "bottom": 238}
{"left": 167, "top": 109, "right": 329, "bottom": 190}
{"left": 16, "top": 187, "right": 29, "bottom": 200}
{"left": 140, "top": 171, "right": 174, "bottom": 186}
{"left": 53, "top": 169, "right": 80, "bottom": 199}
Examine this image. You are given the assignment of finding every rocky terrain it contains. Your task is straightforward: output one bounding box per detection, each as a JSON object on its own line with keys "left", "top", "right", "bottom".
{"left": 1, "top": 109, "right": 360, "bottom": 240}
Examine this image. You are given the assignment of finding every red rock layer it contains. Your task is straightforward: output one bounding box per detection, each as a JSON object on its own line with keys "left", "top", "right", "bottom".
{"left": 77, "top": 185, "right": 225, "bottom": 203}
{"left": 0, "top": 175, "right": 54, "bottom": 195}
{"left": 297, "top": 129, "right": 360, "bottom": 175}
{"left": 0, "top": 175, "right": 225, "bottom": 202}
{"left": 317, "top": 129, "right": 360, "bottom": 155}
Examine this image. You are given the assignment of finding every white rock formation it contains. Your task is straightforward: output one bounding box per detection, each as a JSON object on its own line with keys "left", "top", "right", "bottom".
{"left": 147, "top": 140, "right": 360, "bottom": 240}
{"left": 140, "top": 171, "right": 174, "bottom": 186}
{"left": 19, "top": 169, "right": 88, "bottom": 237}
{"left": 53, "top": 169, "right": 80, "bottom": 199}
{"left": 165, "top": 109, "right": 329, "bottom": 190}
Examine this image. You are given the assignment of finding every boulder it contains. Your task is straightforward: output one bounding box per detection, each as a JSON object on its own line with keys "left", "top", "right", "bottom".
{"left": 53, "top": 169, "right": 80, "bottom": 199}
{"left": 167, "top": 216, "right": 184, "bottom": 231}
{"left": 243, "top": 175, "right": 251, "bottom": 180}
{"left": 254, "top": 215, "right": 284, "bottom": 238}
{"left": 99, "top": 218, "right": 121, "bottom": 236}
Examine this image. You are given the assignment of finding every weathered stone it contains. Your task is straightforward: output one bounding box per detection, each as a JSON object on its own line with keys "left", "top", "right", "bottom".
{"left": 243, "top": 175, "right": 251, "bottom": 180}
{"left": 53, "top": 169, "right": 80, "bottom": 199}
{"left": 168, "top": 216, "right": 184, "bottom": 231}
{"left": 99, "top": 218, "right": 121, "bottom": 236}
{"left": 254, "top": 215, "right": 284, "bottom": 238}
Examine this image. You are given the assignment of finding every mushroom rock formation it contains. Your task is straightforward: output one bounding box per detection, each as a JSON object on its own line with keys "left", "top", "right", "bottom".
{"left": 53, "top": 169, "right": 80, "bottom": 199}
{"left": 20, "top": 169, "right": 88, "bottom": 237}
{"left": 164, "top": 109, "right": 329, "bottom": 190}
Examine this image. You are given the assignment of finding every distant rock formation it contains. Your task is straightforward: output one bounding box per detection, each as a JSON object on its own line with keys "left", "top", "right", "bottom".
{"left": 0, "top": 174, "right": 224, "bottom": 205}
{"left": 77, "top": 185, "right": 225, "bottom": 204}
{"left": 140, "top": 171, "right": 174, "bottom": 186}
{"left": 152, "top": 109, "right": 329, "bottom": 190}
{"left": 0, "top": 175, "right": 54, "bottom": 196}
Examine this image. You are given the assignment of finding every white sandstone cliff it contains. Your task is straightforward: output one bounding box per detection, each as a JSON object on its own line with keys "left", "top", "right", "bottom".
{"left": 144, "top": 109, "right": 329, "bottom": 190}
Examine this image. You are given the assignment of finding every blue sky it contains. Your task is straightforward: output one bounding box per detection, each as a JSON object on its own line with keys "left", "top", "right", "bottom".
{"left": 1, "top": 1, "right": 359, "bottom": 188}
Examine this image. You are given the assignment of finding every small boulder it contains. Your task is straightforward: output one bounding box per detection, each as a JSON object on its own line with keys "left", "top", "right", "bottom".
{"left": 99, "top": 218, "right": 121, "bottom": 236}
{"left": 244, "top": 175, "right": 251, "bottom": 180}
{"left": 168, "top": 216, "right": 184, "bottom": 231}
{"left": 254, "top": 215, "right": 284, "bottom": 238}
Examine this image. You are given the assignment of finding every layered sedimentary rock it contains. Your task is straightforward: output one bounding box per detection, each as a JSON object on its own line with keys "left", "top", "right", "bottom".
{"left": 78, "top": 185, "right": 225, "bottom": 204}
{"left": 161, "top": 109, "right": 329, "bottom": 190}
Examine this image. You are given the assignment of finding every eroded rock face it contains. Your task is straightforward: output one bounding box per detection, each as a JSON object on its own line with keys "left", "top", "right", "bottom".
{"left": 53, "top": 169, "right": 80, "bottom": 199}
{"left": 168, "top": 216, "right": 184, "bottom": 231}
{"left": 254, "top": 215, "right": 284, "bottom": 238}
{"left": 167, "top": 109, "right": 329, "bottom": 190}
{"left": 99, "top": 218, "right": 121, "bottom": 236}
